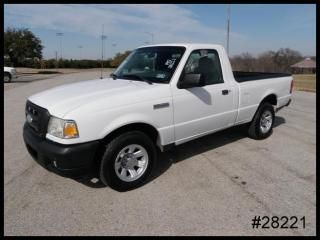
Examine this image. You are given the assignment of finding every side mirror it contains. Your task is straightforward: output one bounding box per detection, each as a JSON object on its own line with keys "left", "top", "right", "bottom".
{"left": 110, "top": 72, "right": 117, "bottom": 80}
{"left": 178, "top": 73, "right": 205, "bottom": 89}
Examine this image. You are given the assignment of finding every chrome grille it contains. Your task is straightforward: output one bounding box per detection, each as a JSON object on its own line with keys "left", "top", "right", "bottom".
{"left": 25, "top": 101, "right": 50, "bottom": 138}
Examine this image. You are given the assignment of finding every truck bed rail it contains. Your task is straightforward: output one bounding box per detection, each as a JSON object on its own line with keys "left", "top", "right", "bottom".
{"left": 233, "top": 71, "right": 291, "bottom": 83}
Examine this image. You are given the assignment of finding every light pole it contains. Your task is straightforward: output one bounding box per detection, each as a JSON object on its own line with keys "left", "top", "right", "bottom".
{"left": 226, "top": 5, "right": 231, "bottom": 56}
{"left": 111, "top": 43, "right": 117, "bottom": 58}
{"left": 78, "top": 45, "right": 83, "bottom": 60}
{"left": 145, "top": 31, "right": 154, "bottom": 44}
{"left": 56, "top": 32, "right": 64, "bottom": 59}
{"left": 55, "top": 51, "right": 58, "bottom": 71}
{"left": 100, "top": 24, "right": 107, "bottom": 79}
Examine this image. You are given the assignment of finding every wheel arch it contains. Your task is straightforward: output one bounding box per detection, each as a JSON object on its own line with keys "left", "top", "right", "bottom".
{"left": 249, "top": 93, "right": 277, "bottom": 123}
{"left": 260, "top": 93, "right": 278, "bottom": 106}
{"left": 4, "top": 71, "right": 12, "bottom": 78}
{"left": 93, "top": 122, "right": 161, "bottom": 167}
{"left": 100, "top": 122, "right": 160, "bottom": 145}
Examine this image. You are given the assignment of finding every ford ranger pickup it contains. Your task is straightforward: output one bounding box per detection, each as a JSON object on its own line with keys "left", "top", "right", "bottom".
{"left": 23, "top": 44, "right": 293, "bottom": 191}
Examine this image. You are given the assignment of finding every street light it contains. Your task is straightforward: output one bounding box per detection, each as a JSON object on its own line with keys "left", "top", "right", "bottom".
{"left": 55, "top": 50, "right": 58, "bottom": 71}
{"left": 78, "top": 45, "right": 83, "bottom": 59}
{"left": 100, "top": 24, "right": 107, "bottom": 79}
{"left": 226, "top": 5, "right": 231, "bottom": 56}
{"left": 56, "top": 32, "right": 64, "bottom": 59}
{"left": 145, "top": 31, "right": 154, "bottom": 44}
{"left": 111, "top": 43, "right": 117, "bottom": 58}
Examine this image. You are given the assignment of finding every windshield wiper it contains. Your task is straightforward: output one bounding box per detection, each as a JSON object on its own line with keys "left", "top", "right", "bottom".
{"left": 121, "top": 74, "right": 153, "bottom": 85}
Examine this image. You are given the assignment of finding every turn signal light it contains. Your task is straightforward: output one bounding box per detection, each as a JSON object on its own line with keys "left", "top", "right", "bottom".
{"left": 63, "top": 122, "right": 79, "bottom": 138}
{"left": 290, "top": 80, "right": 294, "bottom": 94}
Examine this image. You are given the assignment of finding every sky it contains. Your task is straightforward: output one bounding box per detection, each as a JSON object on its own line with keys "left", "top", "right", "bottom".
{"left": 4, "top": 4, "right": 316, "bottom": 60}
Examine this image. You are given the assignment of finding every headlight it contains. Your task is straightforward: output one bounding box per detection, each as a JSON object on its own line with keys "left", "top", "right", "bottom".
{"left": 47, "top": 116, "right": 79, "bottom": 139}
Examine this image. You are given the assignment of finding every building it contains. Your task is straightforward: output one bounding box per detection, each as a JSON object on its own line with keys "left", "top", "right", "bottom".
{"left": 290, "top": 58, "right": 316, "bottom": 74}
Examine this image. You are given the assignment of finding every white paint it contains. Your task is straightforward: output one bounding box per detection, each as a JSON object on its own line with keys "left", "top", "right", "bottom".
{"left": 4, "top": 66, "right": 17, "bottom": 79}
{"left": 27, "top": 44, "right": 292, "bottom": 147}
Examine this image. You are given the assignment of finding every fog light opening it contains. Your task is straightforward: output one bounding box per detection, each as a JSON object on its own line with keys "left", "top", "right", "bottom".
{"left": 90, "top": 178, "right": 99, "bottom": 183}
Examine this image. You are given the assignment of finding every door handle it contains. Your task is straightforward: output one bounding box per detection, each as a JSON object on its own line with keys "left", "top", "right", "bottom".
{"left": 222, "top": 89, "right": 231, "bottom": 95}
{"left": 153, "top": 102, "right": 170, "bottom": 109}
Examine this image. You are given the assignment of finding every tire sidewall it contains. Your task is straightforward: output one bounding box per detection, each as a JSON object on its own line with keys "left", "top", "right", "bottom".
{"left": 4, "top": 73, "right": 11, "bottom": 82}
{"left": 100, "top": 131, "right": 156, "bottom": 191}
{"left": 254, "top": 103, "right": 275, "bottom": 139}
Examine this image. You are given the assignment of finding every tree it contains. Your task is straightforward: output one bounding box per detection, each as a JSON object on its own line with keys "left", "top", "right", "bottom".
{"left": 273, "top": 48, "right": 302, "bottom": 73}
{"left": 230, "top": 48, "right": 304, "bottom": 73}
{"left": 230, "top": 52, "right": 256, "bottom": 72}
{"left": 110, "top": 50, "right": 132, "bottom": 67}
{"left": 4, "top": 27, "right": 43, "bottom": 66}
{"left": 257, "top": 51, "right": 277, "bottom": 72}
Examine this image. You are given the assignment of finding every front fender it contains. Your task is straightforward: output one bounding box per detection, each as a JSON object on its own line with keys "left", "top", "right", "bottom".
{"left": 99, "top": 113, "right": 160, "bottom": 140}
{"left": 4, "top": 71, "right": 11, "bottom": 77}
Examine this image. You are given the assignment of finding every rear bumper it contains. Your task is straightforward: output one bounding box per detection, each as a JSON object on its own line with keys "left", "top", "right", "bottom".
{"left": 23, "top": 123, "right": 100, "bottom": 177}
{"left": 276, "top": 98, "right": 291, "bottom": 112}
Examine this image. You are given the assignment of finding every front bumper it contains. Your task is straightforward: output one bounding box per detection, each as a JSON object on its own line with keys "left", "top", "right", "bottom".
{"left": 11, "top": 70, "right": 18, "bottom": 78}
{"left": 23, "top": 123, "right": 100, "bottom": 177}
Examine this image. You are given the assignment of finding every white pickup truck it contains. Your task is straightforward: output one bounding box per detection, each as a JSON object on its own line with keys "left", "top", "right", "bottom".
{"left": 23, "top": 44, "right": 292, "bottom": 191}
{"left": 4, "top": 66, "right": 17, "bottom": 82}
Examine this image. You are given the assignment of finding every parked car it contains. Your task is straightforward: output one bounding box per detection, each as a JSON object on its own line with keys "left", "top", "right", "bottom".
{"left": 23, "top": 44, "right": 293, "bottom": 191}
{"left": 4, "top": 66, "right": 18, "bottom": 82}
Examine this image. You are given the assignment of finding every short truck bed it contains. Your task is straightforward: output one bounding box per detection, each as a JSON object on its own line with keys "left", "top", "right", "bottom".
{"left": 233, "top": 71, "right": 291, "bottom": 83}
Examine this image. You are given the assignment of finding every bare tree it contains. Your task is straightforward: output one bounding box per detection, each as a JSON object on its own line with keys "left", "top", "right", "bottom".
{"left": 273, "top": 48, "right": 302, "bottom": 73}
{"left": 230, "top": 48, "right": 303, "bottom": 73}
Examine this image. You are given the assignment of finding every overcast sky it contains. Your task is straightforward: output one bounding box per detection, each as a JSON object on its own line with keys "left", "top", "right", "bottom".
{"left": 4, "top": 4, "right": 316, "bottom": 60}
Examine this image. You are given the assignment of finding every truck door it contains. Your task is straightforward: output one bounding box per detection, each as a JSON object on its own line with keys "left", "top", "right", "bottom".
{"left": 172, "top": 49, "right": 237, "bottom": 144}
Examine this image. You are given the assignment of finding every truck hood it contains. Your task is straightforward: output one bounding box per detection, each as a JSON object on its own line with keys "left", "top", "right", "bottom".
{"left": 29, "top": 78, "right": 171, "bottom": 118}
{"left": 4, "top": 67, "right": 15, "bottom": 72}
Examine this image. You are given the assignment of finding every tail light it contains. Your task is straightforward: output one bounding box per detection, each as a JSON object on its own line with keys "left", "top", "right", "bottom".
{"left": 290, "top": 80, "right": 294, "bottom": 94}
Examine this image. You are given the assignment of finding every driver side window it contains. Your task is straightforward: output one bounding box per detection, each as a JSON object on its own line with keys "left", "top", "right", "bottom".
{"left": 181, "top": 49, "right": 224, "bottom": 85}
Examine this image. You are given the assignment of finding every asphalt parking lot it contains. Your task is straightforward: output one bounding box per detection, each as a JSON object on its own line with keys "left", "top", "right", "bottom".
{"left": 4, "top": 71, "right": 316, "bottom": 236}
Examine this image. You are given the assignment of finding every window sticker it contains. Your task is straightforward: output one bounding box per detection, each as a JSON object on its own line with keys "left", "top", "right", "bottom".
{"left": 172, "top": 54, "right": 182, "bottom": 58}
{"left": 200, "top": 50, "right": 208, "bottom": 57}
{"left": 156, "top": 73, "right": 166, "bottom": 78}
{"left": 165, "top": 58, "right": 176, "bottom": 69}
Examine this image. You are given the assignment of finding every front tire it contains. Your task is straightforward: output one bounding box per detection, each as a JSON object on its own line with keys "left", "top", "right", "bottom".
{"left": 4, "top": 72, "right": 12, "bottom": 82}
{"left": 99, "top": 131, "right": 157, "bottom": 191}
{"left": 248, "top": 102, "right": 275, "bottom": 139}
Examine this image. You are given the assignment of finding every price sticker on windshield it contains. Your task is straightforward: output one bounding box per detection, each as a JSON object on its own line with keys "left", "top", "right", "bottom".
{"left": 156, "top": 73, "right": 166, "bottom": 79}
{"left": 200, "top": 49, "right": 208, "bottom": 57}
{"left": 165, "top": 59, "right": 176, "bottom": 69}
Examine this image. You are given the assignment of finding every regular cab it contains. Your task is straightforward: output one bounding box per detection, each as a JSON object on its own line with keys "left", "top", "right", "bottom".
{"left": 23, "top": 44, "right": 293, "bottom": 191}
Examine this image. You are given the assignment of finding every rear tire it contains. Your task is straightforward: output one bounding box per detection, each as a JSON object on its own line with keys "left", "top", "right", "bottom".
{"left": 248, "top": 102, "right": 275, "bottom": 140}
{"left": 99, "top": 131, "right": 157, "bottom": 191}
{"left": 4, "top": 72, "right": 11, "bottom": 82}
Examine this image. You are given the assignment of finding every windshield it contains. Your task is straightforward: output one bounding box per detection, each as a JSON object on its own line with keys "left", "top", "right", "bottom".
{"left": 113, "top": 46, "right": 186, "bottom": 83}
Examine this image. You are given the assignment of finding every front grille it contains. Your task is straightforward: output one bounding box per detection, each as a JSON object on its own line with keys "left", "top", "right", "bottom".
{"left": 25, "top": 100, "right": 50, "bottom": 138}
